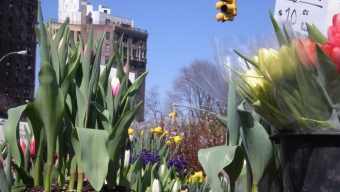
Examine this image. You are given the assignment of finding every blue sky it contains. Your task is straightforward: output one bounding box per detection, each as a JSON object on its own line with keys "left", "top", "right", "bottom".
{"left": 38, "top": 0, "right": 276, "bottom": 104}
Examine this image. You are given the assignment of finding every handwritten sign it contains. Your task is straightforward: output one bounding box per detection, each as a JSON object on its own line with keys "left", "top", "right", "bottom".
{"left": 274, "top": 0, "right": 340, "bottom": 35}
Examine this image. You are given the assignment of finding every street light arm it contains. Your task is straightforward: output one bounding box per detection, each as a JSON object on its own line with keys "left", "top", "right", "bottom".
{"left": 0, "top": 50, "right": 27, "bottom": 62}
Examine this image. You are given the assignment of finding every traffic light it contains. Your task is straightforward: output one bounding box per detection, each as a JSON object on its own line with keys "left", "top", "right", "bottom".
{"left": 216, "top": 0, "right": 237, "bottom": 22}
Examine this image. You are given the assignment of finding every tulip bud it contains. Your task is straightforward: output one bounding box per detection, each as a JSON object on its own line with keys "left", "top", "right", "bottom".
{"left": 172, "top": 180, "right": 179, "bottom": 192}
{"left": 152, "top": 178, "right": 161, "bottom": 192}
{"left": 332, "top": 13, "right": 340, "bottom": 26}
{"left": 124, "top": 150, "right": 130, "bottom": 168}
{"left": 128, "top": 128, "right": 134, "bottom": 135}
{"left": 173, "top": 136, "right": 181, "bottom": 145}
{"left": 322, "top": 42, "right": 340, "bottom": 73}
{"left": 0, "top": 158, "right": 5, "bottom": 169}
{"left": 83, "top": 44, "right": 95, "bottom": 64}
{"left": 20, "top": 139, "right": 26, "bottom": 154}
{"left": 166, "top": 140, "right": 171, "bottom": 146}
{"left": 111, "top": 77, "right": 121, "bottom": 97}
{"left": 57, "top": 37, "right": 64, "bottom": 52}
{"left": 296, "top": 38, "right": 318, "bottom": 68}
{"left": 30, "top": 136, "right": 36, "bottom": 157}
{"left": 258, "top": 48, "right": 282, "bottom": 84}
{"left": 158, "top": 164, "right": 165, "bottom": 177}
{"left": 123, "top": 62, "right": 130, "bottom": 73}
{"left": 278, "top": 45, "right": 297, "bottom": 80}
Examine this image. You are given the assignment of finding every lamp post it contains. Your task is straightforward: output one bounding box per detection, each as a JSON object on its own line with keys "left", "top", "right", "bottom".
{"left": 0, "top": 50, "right": 27, "bottom": 62}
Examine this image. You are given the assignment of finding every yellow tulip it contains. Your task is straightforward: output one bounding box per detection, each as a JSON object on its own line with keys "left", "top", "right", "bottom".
{"left": 164, "top": 131, "right": 169, "bottom": 135}
{"left": 258, "top": 48, "right": 282, "bottom": 84}
{"left": 166, "top": 140, "right": 171, "bottom": 146}
{"left": 278, "top": 45, "right": 297, "bottom": 81}
{"left": 194, "top": 171, "right": 204, "bottom": 183}
{"left": 173, "top": 136, "right": 181, "bottom": 144}
{"left": 128, "top": 128, "right": 134, "bottom": 135}
{"left": 153, "top": 126, "right": 163, "bottom": 134}
{"left": 140, "top": 130, "right": 144, "bottom": 136}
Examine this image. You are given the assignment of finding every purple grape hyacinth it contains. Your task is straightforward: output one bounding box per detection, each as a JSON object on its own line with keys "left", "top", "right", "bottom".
{"left": 131, "top": 149, "right": 161, "bottom": 169}
{"left": 167, "top": 156, "right": 188, "bottom": 177}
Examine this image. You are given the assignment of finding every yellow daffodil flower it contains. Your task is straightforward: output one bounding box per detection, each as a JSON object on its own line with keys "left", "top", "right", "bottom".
{"left": 128, "top": 128, "right": 134, "bottom": 135}
{"left": 173, "top": 136, "right": 181, "bottom": 144}
{"left": 166, "top": 140, "right": 171, "bottom": 146}
{"left": 154, "top": 126, "right": 163, "bottom": 135}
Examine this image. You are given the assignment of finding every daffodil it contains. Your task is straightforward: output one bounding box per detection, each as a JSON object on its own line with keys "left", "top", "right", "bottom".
{"left": 153, "top": 126, "right": 163, "bottom": 135}
{"left": 164, "top": 130, "right": 169, "bottom": 135}
{"left": 166, "top": 140, "right": 171, "bottom": 146}
{"left": 194, "top": 171, "right": 204, "bottom": 183}
{"left": 140, "top": 130, "right": 144, "bottom": 136}
{"left": 173, "top": 136, "right": 181, "bottom": 144}
{"left": 128, "top": 128, "right": 134, "bottom": 135}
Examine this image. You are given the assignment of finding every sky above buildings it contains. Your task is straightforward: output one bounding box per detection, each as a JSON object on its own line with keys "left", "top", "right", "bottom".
{"left": 37, "top": 0, "right": 276, "bottom": 108}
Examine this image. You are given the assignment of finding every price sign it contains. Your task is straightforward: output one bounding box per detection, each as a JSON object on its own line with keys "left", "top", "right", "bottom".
{"left": 274, "top": 0, "right": 340, "bottom": 35}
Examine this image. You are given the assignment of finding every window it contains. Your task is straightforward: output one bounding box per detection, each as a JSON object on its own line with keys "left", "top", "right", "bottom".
{"left": 133, "top": 49, "right": 137, "bottom": 57}
{"left": 5, "top": 86, "right": 9, "bottom": 94}
{"left": 9, "top": 0, "right": 13, "bottom": 4}
{"left": 9, "top": 13, "right": 12, "bottom": 22}
{"left": 6, "top": 57, "right": 10, "bottom": 64}
{"left": 0, "top": 25, "right": 2, "bottom": 34}
{"left": 77, "top": 31, "right": 80, "bottom": 42}
{"left": 140, "top": 40, "right": 143, "bottom": 46}
{"left": 17, "top": 30, "right": 21, "bottom": 39}
{"left": 104, "top": 10, "right": 107, "bottom": 13}
{"left": 132, "top": 38, "right": 137, "bottom": 45}
{"left": 105, "top": 19, "right": 110, "bottom": 25}
{"left": 26, "top": 46, "right": 32, "bottom": 55}
{"left": 17, "top": 44, "right": 21, "bottom": 51}
{"left": 18, "top": 1, "right": 23, "bottom": 10}
{"left": 26, "top": 32, "right": 32, "bottom": 41}
{"left": 16, "top": 59, "right": 20, "bottom": 68}
{"left": 15, "top": 73, "right": 19, "bottom": 82}
{"left": 123, "top": 47, "right": 127, "bottom": 56}
{"left": 106, "top": 32, "right": 110, "bottom": 40}
{"left": 105, "top": 56, "right": 109, "bottom": 64}
{"left": 123, "top": 35, "right": 128, "bottom": 43}
{"left": 24, "top": 60, "right": 31, "bottom": 69}
{"left": 14, "top": 102, "right": 17, "bottom": 107}
{"left": 105, "top": 44, "right": 110, "bottom": 52}
{"left": 7, "top": 42, "right": 11, "bottom": 51}
{"left": 24, "top": 74, "right": 30, "bottom": 83}
{"left": 23, "top": 89, "right": 30, "bottom": 97}
{"left": 14, "top": 87, "right": 18, "bottom": 96}
{"left": 8, "top": 27, "right": 11, "bottom": 36}
{"left": 27, "top": 4, "right": 34, "bottom": 13}
{"left": 26, "top": 18, "right": 33, "bottom": 27}
{"left": 70, "top": 30, "right": 74, "bottom": 38}
{"left": 115, "top": 33, "right": 120, "bottom": 41}
{"left": 18, "top": 15, "right": 22, "bottom": 24}
{"left": 0, "top": 10, "right": 2, "bottom": 19}
{"left": 5, "top": 71, "right": 9, "bottom": 80}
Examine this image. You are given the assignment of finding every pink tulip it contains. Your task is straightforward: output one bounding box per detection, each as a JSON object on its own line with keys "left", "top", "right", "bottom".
{"left": 83, "top": 44, "right": 95, "bottom": 64}
{"left": 111, "top": 78, "right": 121, "bottom": 97}
{"left": 30, "top": 136, "right": 35, "bottom": 157}
{"left": 123, "top": 62, "right": 130, "bottom": 73}
{"left": 322, "top": 42, "right": 340, "bottom": 73}
{"left": 0, "top": 158, "right": 5, "bottom": 169}
{"left": 20, "top": 139, "right": 26, "bottom": 154}
{"left": 297, "top": 38, "right": 319, "bottom": 68}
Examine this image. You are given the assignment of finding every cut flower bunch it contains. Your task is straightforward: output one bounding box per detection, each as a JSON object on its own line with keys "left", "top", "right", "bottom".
{"left": 223, "top": 12, "right": 340, "bottom": 132}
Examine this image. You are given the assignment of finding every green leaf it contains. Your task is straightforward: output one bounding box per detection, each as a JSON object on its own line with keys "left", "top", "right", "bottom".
{"left": 72, "top": 128, "right": 109, "bottom": 191}
{"left": 91, "top": 102, "right": 112, "bottom": 132}
{"left": 37, "top": 1, "right": 49, "bottom": 70}
{"left": 237, "top": 102, "right": 273, "bottom": 186}
{"left": 12, "top": 164, "right": 34, "bottom": 186}
{"left": 198, "top": 145, "right": 244, "bottom": 192}
{"left": 0, "top": 160, "right": 10, "bottom": 192}
{"left": 34, "top": 62, "right": 64, "bottom": 171}
{"left": 269, "top": 10, "right": 288, "bottom": 46}
{"left": 306, "top": 23, "right": 328, "bottom": 45}
{"left": 226, "top": 85, "right": 240, "bottom": 146}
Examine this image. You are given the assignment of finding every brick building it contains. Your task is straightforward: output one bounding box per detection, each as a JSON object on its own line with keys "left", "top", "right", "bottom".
{"left": 0, "top": 0, "right": 38, "bottom": 118}
{"left": 51, "top": 0, "right": 148, "bottom": 121}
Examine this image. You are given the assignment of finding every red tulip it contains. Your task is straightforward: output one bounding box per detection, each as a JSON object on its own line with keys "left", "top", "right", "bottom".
{"left": 327, "top": 25, "right": 340, "bottom": 46}
{"left": 30, "top": 136, "right": 36, "bottom": 157}
{"left": 297, "top": 38, "right": 319, "bottom": 68}
{"left": 111, "top": 78, "right": 121, "bottom": 97}
{"left": 332, "top": 14, "right": 340, "bottom": 26}
{"left": 322, "top": 42, "right": 340, "bottom": 73}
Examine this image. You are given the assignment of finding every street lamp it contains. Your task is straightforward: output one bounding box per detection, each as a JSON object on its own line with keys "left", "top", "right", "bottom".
{"left": 0, "top": 50, "right": 27, "bottom": 62}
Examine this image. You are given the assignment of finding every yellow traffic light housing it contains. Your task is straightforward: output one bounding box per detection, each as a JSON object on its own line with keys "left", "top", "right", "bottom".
{"left": 216, "top": 0, "right": 237, "bottom": 22}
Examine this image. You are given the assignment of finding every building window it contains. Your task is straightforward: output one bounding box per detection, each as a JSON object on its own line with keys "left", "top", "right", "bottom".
{"left": 105, "top": 44, "right": 110, "bottom": 52}
{"left": 14, "top": 87, "right": 18, "bottom": 96}
{"left": 70, "top": 30, "right": 74, "bottom": 38}
{"left": 106, "top": 32, "right": 110, "bottom": 40}
{"left": 8, "top": 27, "right": 11, "bottom": 36}
{"left": 0, "top": 10, "right": 2, "bottom": 19}
{"left": 26, "top": 32, "right": 32, "bottom": 41}
{"left": 18, "top": 15, "right": 22, "bottom": 24}
{"left": 115, "top": 32, "right": 120, "bottom": 41}
{"left": 24, "top": 74, "right": 30, "bottom": 83}
{"left": 0, "top": 25, "right": 2, "bottom": 34}
{"left": 9, "top": 12, "right": 12, "bottom": 22}
{"left": 77, "top": 31, "right": 80, "bottom": 42}
{"left": 105, "top": 56, "right": 109, "bottom": 64}
{"left": 140, "top": 40, "right": 143, "bottom": 46}
{"left": 9, "top": 0, "right": 13, "bottom": 4}
{"left": 26, "top": 46, "right": 32, "bottom": 55}
{"left": 18, "top": 30, "right": 21, "bottom": 39}
{"left": 123, "top": 35, "right": 128, "bottom": 43}
{"left": 26, "top": 18, "right": 33, "bottom": 27}
{"left": 5, "top": 86, "right": 9, "bottom": 94}
{"left": 132, "top": 38, "right": 137, "bottom": 45}
{"left": 23, "top": 89, "right": 30, "bottom": 98}
{"left": 7, "top": 42, "right": 11, "bottom": 51}
{"left": 15, "top": 73, "right": 19, "bottom": 82}
{"left": 133, "top": 49, "right": 137, "bottom": 57}
{"left": 17, "top": 44, "right": 21, "bottom": 51}
{"left": 18, "top": 1, "right": 23, "bottom": 10}
{"left": 123, "top": 47, "right": 127, "bottom": 56}
{"left": 105, "top": 19, "right": 110, "bottom": 25}
{"left": 5, "top": 71, "right": 9, "bottom": 80}
{"left": 14, "top": 102, "right": 17, "bottom": 106}
{"left": 104, "top": 10, "right": 107, "bottom": 13}
{"left": 24, "top": 60, "right": 31, "bottom": 69}
{"left": 27, "top": 3, "right": 34, "bottom": 13}
{"left": 16, "top": 58, "right": 20, "bottom": 68}
{"left": 6, "top": 57, "right": 10, "bottom": 64}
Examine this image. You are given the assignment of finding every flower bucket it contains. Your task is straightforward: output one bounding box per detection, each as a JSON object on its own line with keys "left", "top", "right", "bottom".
{"left": 270, "top": 132, "right": 340, "bottom": 192}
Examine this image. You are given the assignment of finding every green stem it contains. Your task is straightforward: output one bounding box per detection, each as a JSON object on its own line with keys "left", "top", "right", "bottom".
{"left": 68, "top": 156, "right": 77, "bottom": 190}
{"left": 251, "top": 185, "right": 258, "bottom": 192}
{"left": 77, "top": 167, "right": 84, "bottom": 192}
{"left": 44, "top": 162, "right": 53, "bottom": 192}
{"left": 34, "top": 155, "right": 42, "bottom": 186}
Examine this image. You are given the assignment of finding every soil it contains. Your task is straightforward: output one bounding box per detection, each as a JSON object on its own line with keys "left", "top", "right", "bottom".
{"left": 21, "top": 181, "right": 136, "bottom": 192}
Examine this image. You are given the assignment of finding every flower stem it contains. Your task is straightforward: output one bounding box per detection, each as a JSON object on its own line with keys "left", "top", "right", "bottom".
{"left": 68, "top": 156, "right": 77, "bottom": 190}
{"left": 76, "top": 165, "right": 84, "bottom": 192}
{"left": 34, "top": 155, "right": 42, "bottom": 186}
{"left": 252, "top": 185, "right": 258, "bottom": 192}
{"left": 44, "top": 162, "right": 53, "bottom": 192}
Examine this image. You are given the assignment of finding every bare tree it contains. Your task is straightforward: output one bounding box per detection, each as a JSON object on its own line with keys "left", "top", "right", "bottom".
{"left": 144, "top": 85, "right": 162, "bottom": 120}
{"left": 165, "top": 59, "right": 226, "bottom": 118}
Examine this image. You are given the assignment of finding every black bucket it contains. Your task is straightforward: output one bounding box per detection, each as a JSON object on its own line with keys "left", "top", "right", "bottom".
{"left": 270, "top": 132, "right": 340, "bottom": 192}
